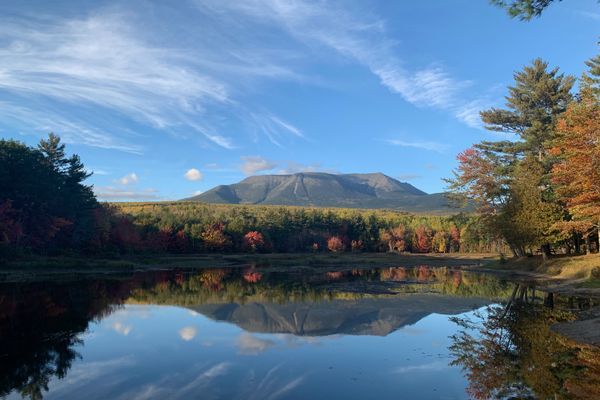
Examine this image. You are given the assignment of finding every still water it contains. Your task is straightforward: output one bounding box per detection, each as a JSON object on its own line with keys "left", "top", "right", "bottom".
{"left": 1, "top": 265, "right": 598, "bottom": 399}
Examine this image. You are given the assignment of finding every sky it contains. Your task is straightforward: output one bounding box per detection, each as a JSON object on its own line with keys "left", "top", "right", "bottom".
{"left": 0, "top": 0, "right": 598, "bottom": 201}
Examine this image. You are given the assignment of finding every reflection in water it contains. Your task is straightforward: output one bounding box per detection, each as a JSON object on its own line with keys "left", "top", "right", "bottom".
{"left": 449, "top": 284, "right": 600, "bottom": 400}
{"left": 0, "top": 266, "right": 597, "bottom": 399}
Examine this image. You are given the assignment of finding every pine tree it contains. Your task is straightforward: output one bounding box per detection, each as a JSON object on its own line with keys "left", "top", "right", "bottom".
{"left": 480, "top": 58, "right": 574, "bottom": 162}
{"left": 490, "top": 0, "right": 559, "bottom": 21}
{"left": 449, "top": 60, "right": 575, "bottom": 256}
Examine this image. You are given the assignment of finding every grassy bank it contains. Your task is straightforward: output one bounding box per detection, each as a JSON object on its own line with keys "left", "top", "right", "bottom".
{"left": 0, "top": 252, "right": 498, "bottom": 275}
{"left": 485, "top": 253, "right": 600, "bottom": 288}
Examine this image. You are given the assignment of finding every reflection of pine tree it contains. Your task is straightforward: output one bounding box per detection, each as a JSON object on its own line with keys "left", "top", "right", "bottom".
{"left": 0, "top": 279, "right": 126, "bottom": 400}
{"left": 449, "top": 286, "right": 600, "bottom": 399}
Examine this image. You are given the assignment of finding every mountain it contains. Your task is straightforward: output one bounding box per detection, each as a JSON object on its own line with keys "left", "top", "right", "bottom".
{"left": 189, "top": 295, "right": 490, "bottom": 336}
{"left": 185, "top": 172, "right": 464, "bottom": 213}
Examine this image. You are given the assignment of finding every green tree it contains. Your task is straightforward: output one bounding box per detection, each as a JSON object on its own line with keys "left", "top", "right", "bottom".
{"left": 490, "top": 0, "right": 560, "bottom": 20}
{"left": 449, "top": 60, "right": 574, "bottom": 256}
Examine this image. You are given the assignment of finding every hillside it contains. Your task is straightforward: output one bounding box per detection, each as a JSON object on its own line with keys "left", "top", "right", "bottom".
{"left": 185, "top": 172, "right": 464, "bottom": 213}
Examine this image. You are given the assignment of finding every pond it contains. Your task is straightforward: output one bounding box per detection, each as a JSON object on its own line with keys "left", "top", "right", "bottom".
{"left": 1, "top": 265, "right": 598, "bottom": 399}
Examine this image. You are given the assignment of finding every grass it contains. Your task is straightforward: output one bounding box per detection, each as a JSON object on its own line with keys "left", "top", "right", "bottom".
{"left": 486, "top": 253, "right": 600, "bottom": 285}
{"left": 0, "top": 252, "right": 498, "bottom": 272}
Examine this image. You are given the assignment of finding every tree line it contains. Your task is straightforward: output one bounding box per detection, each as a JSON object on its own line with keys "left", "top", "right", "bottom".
{"left": 0, "top": 135, "right": 506, "bottom": 256}
{"left": 447, "top": 51, "right": 600, "bottom": 257}
{"left": 106, "top": 202, "right": 505, "bottom": 255}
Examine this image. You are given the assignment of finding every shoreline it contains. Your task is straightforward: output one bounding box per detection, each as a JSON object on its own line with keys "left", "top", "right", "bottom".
{"left": 2, "top": 252, "right": 599, "bottom": 346}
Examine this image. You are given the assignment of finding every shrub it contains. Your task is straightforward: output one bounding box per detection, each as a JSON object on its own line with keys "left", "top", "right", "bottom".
{"left": 243, "top": 231, "right": 265, "bottom": 252}
{"left": 327, "top": 236, "right": 345, "bottom": 252}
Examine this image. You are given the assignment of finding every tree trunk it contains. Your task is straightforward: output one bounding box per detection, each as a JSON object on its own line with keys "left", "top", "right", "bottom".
{"left": 541, "top": 243, "right": 551, "bottom": 261}
{"left": 585, "top": 235, "right": 591, "bottom": 255}
{"left": 544, "top": 292, "right": 554, "bottom": 309}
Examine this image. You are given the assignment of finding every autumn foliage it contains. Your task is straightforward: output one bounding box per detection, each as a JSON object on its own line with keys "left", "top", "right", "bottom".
{"left": 242, "top": 231, "right": 265, "bottom": 252}
{"left": 327, "top": 236, "right": 345, "bottom": 252}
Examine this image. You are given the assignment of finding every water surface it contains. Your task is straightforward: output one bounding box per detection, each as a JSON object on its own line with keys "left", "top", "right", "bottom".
{"left": 1, "top": 265, "right": 597, "bottom": 399}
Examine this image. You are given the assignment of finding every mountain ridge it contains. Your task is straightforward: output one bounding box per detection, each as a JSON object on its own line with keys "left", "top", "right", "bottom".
{"left": 185, "top": 172, "right": 462, "bottom": 213}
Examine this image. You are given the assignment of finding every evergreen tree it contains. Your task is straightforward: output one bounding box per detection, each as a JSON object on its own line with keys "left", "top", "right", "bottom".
{"left": 449, "top": 60, "right": 575, "bottom": 256}
{"left": 490, "top": 0, "right": 560, "bottom": 20}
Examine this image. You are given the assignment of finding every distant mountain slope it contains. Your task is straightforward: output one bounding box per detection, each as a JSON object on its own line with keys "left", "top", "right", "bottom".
{"left": 185, "top": 172, "right": 464, "bottom": 213}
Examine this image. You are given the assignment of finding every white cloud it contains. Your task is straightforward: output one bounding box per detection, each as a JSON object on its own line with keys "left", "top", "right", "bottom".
{"left": 241, "top": 156, "right": 277, "bottom": 175}
{"left": 179, "top": 326, "right": 198, "bottom": 341}
{"left": 387, "top": 139, "right": 449, "bottom": 153}
{"left": 117, "top": 172, "right": 139, "bottom": 185}
{"left": 184, "top": 168, "right": 203, "bottom": 181}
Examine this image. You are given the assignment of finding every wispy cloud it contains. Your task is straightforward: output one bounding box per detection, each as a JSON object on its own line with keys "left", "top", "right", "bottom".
{"left": 397, "top": 173, "right": 422, "bottom": 181}
{"left": 575, "top": 10, "right": 600, "bottom": 20}
{"left": 205, "top": 0, "right": 484, "bottom": 126}
{"left": 277, "top": 161, "right": 325, "bottom": 174}
{"left": 240, "top": 156, "right": 277, "bottom": 175}
{"left": 269, "top": 116, "right": 304, "bottom": 138}
{"left": 95, "top": 186, "right": 161, "bottom": 201}
{"left": 0, "top": 8, "right": 305, "bottom": 151}
{"left": 387, "top": 139, "right": 449, "bottom": 153}
{"left": 117, "top": 172, "right": 139, "bottom": 185}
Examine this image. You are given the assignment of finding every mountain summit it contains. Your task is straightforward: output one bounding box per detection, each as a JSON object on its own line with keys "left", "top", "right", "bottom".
{"left": 185, "top": 172, "right": 459, "bottom": 213}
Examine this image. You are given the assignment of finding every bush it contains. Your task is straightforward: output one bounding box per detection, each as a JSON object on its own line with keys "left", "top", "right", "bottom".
{"left": 327, "top": 236, "right": 345, "bottom": 252}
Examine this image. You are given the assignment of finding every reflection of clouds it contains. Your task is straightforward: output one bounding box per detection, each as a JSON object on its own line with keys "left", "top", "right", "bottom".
{"left": 237, "top": 333, "right": 275, "bottom": 355}
{"left": 274, "top": 333, "right": 340, "bottom": 348}
{"left": 399, "top": 326, "right": 428, "bottom": 336}
{"left": 47, "top": 356, "right": 136, "bottom": 395}
{"left": 393, "top": 360, "right": 448, "bottom": 374}
{"left": 112, "top": 321, "right": 133, "bottom": 336}
{"left": 179, "top": 326, "right": 198, "bottom": 341}
{"left": 267, "top": 376, "right": 304, "bottom": 400}
{"left": 246, "top": 365, "right": 307, "bottom": 400}
{"left": 188, "top": 310, "right": 200, "bottom": 317}
{"left": 201, "top": 362, "right": 230, "bottom": 379}
{"left": 172, "top": 362, "right": 232, "bottom": 398}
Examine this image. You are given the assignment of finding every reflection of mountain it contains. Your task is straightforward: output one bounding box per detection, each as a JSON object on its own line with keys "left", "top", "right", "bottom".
{"left": 190, "top": 295, "right": 490, "bottom": 336}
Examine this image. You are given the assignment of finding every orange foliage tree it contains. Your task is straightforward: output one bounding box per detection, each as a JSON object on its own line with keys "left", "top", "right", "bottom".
{"left": 327, "top": 236, "right": 345, "bottom": 252}
{"left": 414, "top": 226, "right": 433, "bottom": 253}
{"left": 381, "top": 225, "right": 409, "bottom": 252}
{"left": 242, "top": 231, "right": 265, "bottom": 252}
{"left": 550, "top": 81, "right": 600, "bottom": 251}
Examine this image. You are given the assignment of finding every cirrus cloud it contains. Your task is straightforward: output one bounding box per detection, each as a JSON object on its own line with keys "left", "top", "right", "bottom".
{"left": 240, "top": 155, "right": 277, "bottom": 175}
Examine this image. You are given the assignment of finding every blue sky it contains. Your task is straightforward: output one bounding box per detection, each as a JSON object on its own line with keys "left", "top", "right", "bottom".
{"left": 0, "top": 0, "right": 598, "bottom": 201}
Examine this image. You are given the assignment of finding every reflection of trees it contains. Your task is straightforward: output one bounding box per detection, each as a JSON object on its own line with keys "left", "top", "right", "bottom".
{"left": 128, "top": 266, "right": 513, "bottom": 307}
{"left": 450, "top": 284, "right": 600, "bottom": 399}
{"left": 0, "top": 280, "right": 130, "bottom": 400}
{"left": 0, "top": 266, "right": 512, "bottom": 399}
